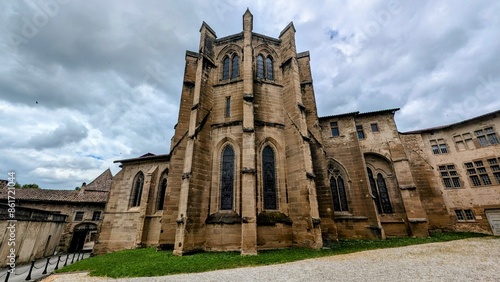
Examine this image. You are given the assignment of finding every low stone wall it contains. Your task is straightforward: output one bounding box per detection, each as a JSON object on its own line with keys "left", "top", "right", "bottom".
{"left": 0, "top": 204, "right": 67, "bottom": 267}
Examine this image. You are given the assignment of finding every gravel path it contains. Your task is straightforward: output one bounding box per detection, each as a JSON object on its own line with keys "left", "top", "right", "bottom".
{"left": 42, "top": 237, "right": 500, "bottom": 282}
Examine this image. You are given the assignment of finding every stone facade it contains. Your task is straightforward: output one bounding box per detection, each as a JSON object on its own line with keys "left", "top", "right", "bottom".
{"left": 94, "top": 154, "right": 169, "bottom": 253}
{"left": 401, "top": 111, "right": 500, "bottom": 235}
{"left": 95, "top": 11, "right": 500, "bottom": 255}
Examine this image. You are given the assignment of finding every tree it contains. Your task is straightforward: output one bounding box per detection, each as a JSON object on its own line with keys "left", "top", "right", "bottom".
{"left": 14, "top": 182, "right": 21, "bottom": 188}
{"left": 21, "top": 183, "right": 40, "bottom": 189}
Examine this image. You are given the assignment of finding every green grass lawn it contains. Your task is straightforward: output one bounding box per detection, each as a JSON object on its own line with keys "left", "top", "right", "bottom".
{"left": 58, "top": 232, "right": 489, "bottom": 278}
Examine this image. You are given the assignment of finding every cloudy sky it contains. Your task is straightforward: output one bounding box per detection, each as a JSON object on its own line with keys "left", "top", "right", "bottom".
{"left": 1, "top": 0, "right": 499, "bottom": 189}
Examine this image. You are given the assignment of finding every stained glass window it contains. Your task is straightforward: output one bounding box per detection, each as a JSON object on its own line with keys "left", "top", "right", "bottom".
{"left": 220, "top": 146, "right": 235, "bottom": 210}
{"left": 231, "top": 55, "right": 239, "bottom": 79}
{"left": 266, "top": 56, "right": 273, "bottom": 80}
{"left": 222, "top": 57, "right": 230, "bottom": 80}
{"left": 131, "top": 172, "right": 144, "bottom": 207}
{"left": 331, "top": 176, "right": 348, "bottom": 212}
{"left": 263, "top": 146, "right": 277, "bottom": 210}
{"left": 377, "top": 173, "right": 393, "bottom": 214}
{"left": 367, "top": 168, "right": 393, "bottom": 214}
{"left": 257, "top": 55, "right": 264, "bottom": 79}
{"left": 157, "top": 170, "right": 168, "bottom": 210}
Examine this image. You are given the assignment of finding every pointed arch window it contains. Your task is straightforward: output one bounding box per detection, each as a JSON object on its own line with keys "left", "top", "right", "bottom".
{"left": 130, "top": 172, "right": 144, "bottom": 207}
{"left": 222, "top": 57, "right": 230, "bottom": 80}
{"left": 377, "top": 173, "right": 393, "bottom": 213}
{"left": 156, "top": 170, "right": 168, "bottom": 211}
{"left": 265, "top": 56, "right": 273, "bottom": 80}
{"left": 367, "top": 168, "right": 393, "bottom": 214}
{"left": 256, "top": 54, "right": 264, "bottom": 79}
{"left": 263, "top": 146, "right": 277, "bottom": 210}
{"left": 330, "top": 176, "right": 348, "bottom": 212}
{"left": 328, "top": 162, "right": 349, "bottom": 212}
{"left": 231, "top": 55, "right": 239, "bottom": 79}
{"left": 220, "top": 145, "right": 235, "bottom": 210}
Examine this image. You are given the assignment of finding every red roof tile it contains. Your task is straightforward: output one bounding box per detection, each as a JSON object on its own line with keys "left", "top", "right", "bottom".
{"left": 0, "top": 188, "right": 108, "bottom": 203}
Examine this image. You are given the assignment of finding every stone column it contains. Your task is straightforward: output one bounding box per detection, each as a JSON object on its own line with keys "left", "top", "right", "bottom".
{"left": 240, "top": 9, "right": 258, "bottom": 255}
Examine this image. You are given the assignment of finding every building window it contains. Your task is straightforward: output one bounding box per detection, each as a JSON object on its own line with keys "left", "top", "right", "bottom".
{"left": 130, "top": 172, "right": 144, "bottom": 207}
{"left": 330, "top": 176, "right": 348, "bottom": 212}
{"left": 74, "top": 211, "right": 84, "bottom": 221}
{"left": 453, "top": 133, "right": 474, "bottom": 151}
{"left": 438, "top": 164, "right": 461, "bottom": 188}
{"left": 465, "top": 160, "right": 493, "bottom": 186}
{"left": 157, "top": 170, "right": 168, "bottom": 211}
{"left": 231, "top": 55, "right": 239, "bottom": 79}
{"left": 265, "top": 56, "right": 273, "bottom": 80}
{"left": 491, "top": 158, "right": 500, "bottom": 184}
{"left": 367, "top": 168, "right": 393, "bottom": 214}
{"left": 455, "top": 209, "right": 475, "bottom": 222}
{"left": 430, "top": 139, "right": 448, "bottom": 154}
{"left": 222, "top": 54, "right": 239, "bottom": 81}
{"left": 356, "top": 125, "right": 365, "bottom": 139}
{"left": 328, "top": 161, "right": 350, "bottom": 213}
{"left": 225, "top": 96, "right": 231, "bottom": 117}
{"left": 220, "top": 145, "right": 235, "bottom": 210}
{"left": 330, "top": 122, "right": 339, "bottom": 137}
{"left": 256, "top": 54, "right": 274, "bottom": 80}
{"left": 370, "top": 123, "right": 379, "bottom": 132}
{"left": 494, "top": 172, "right": 500, "bottom": 185}
{"left": 256, "top": 54, "right": 264, "bottom": 79}
{"left": 222, "top": 56, "right": 230, "bottom": 80}
{"left": 92, "top": 211, "right": 101, "bottom": 221}
{"left": 262, "top": 146, "right": 277, "bottom": 210}
{"left": 475, "top": 127, "right": 499, "bottom": 147}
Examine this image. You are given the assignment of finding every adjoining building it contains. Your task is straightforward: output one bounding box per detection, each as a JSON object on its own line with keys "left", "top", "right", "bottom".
{"left": 401, "top": 111, "right": 500, "bottom": 235}
{"left": 0, "top": 169, "right": 112, "bottom": 255}
{"left": 94, "top": 10, "right": 500, "bottom": 256}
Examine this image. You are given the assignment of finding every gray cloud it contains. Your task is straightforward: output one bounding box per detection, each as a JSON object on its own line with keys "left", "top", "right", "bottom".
{"left": 27, "top": 118, "right": 88, "bottom": 150}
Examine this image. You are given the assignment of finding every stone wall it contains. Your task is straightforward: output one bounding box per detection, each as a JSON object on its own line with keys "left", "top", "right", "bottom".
{"left": 318, "top": 115, "right": 381, "bottom": 239}
{"left": 0, "top": 204, "right": 66, "bottom": 267}
{"left": 94, "top": 158, "right": 168, "bottom": 254}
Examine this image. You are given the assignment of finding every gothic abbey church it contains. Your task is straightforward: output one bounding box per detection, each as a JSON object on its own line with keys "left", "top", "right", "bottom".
{"left": 94, "top": 10, "right": 500, "bottom": 255}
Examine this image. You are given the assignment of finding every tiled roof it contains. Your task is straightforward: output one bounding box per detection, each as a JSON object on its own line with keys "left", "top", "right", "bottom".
{"left": 0, "top": 169, "right": 112, "bottom": 203}
{"left": 82, "top": 168, "right": 113, "bottom": 192}
{"left": 0, "top": 188, "right": 108, "bottom": 203}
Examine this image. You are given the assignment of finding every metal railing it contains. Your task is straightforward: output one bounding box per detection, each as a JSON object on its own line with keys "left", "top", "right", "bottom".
{"left": 1, "top": 251, "right": 89, "bottom": 282}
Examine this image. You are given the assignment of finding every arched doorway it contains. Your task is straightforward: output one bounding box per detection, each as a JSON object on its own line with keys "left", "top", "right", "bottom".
{"left": 69, "top": 223, "right": 97, "bottom": 252}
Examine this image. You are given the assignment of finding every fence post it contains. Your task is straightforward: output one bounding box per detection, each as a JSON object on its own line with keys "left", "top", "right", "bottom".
{"left": 4, "top": 266, "right": 11, "bottom": 282}
{"left": 25, "top": 260, "right": 35, "bottom": 281}
{"left": 64, "top": 254, "right": 69, "bottom": 267}
{"left": 71, "top": 253, "right": 75, "bottom": 264}
{"left": 42, "top": 257, "right": 50, "bottom": 274}
{"left": 55, "top": 255, "right": 61, "bottom": 270}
